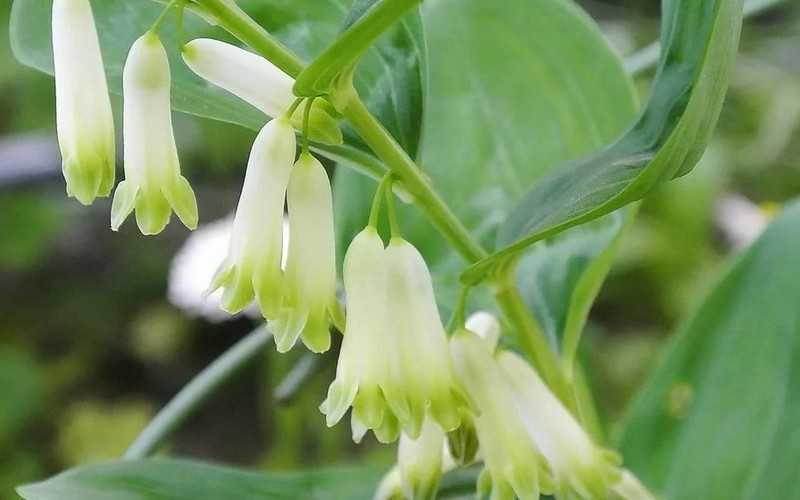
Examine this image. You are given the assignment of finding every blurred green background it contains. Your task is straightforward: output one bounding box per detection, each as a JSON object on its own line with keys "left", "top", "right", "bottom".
{"left": 1, "top": 1, "right": 798, "bottom": 498}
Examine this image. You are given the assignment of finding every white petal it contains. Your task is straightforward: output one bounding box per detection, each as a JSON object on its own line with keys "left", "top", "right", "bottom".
{"left": 399, "top": 419, "right": 445, "bottom": 500}
{"left": 116, "top": 32, "right": 196, "bottom": 234}
{"left": 323, "top": 229, "right": 390, "bottom": 430}
{"left": 465, "top": 311, "right": 501, "bottom": 350}
{"left": 384, "top": 238, "right": 461, "bottom": 433}
{"left": 279, "top": 153, "right": 337, "bottom": 352}
{"left": 498, "top": 350, "right": 619, "bottom": 497}
{"left": 182, "top": 38, "right": 295, "bottom": 119}
{"left": 52, "top": 0, "right": 115, "bottom": 204}
{"left": 449, "top": 330, "right": 547, "bottom": 499}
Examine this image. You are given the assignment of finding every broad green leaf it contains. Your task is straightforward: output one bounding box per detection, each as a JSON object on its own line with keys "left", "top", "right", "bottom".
{"left": 516, "top": 207, "right": 636, "bottom": 369}
{"left": 16, "top": 459, "right": 477, "bottom": 499}
{"left": 618, "top": 200, "right": 800, "bottom": 500}
{"left": 335, "top": 0, "right": 637, "bottom": 315}
{"left": 17, "top": 459, "right": 383, "bottom": 500}
{"left": 341, "top": 0, "right": 381, "bottom": 31}
{"left": 463, "top": 0, "right": 745, "bottom": 283}
{"left": 8, "top": 0, "right": 423, "bottom": 176}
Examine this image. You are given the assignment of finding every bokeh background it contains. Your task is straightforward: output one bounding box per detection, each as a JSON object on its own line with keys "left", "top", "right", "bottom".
{"left": 1, "top": 1, "right": 798, "bottom": 498}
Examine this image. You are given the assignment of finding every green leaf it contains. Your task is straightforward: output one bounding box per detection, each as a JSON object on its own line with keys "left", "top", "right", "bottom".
{"left": 17, "top": 459, "right": 383, "bottom": 500}
{"left": 9, "top": 0, "right": 423, "bottom": 176}
{"left": 16, "top": 459, "right": 478, "bottom": 499}
{"left": 463, "top": 0, "right": 745, "bottom": 283}
{"left": 516, "top": 207, "right": 636, "bottom": 369}
{"left": 340, "top": 0, "right": 380, "bottom": 31}
{"left": 335, "top": 0, "right": 637, "bottom": 314}
{"left": 293, "top": 0, "right": 420, "bottom": 99}
{"left": 618, "top": 200, "right": 800, "bottom": 500}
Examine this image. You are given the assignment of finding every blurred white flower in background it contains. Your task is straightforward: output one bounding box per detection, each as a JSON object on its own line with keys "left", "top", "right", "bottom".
{"left": 167, "top": 216, "right": 289, "bottom": 321}
{"left": 715, "top": 194, "right": 773, "bottom": 250}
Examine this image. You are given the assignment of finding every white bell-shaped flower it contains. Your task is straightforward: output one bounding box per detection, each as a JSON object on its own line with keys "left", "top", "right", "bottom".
{"left": 271, "top": 152, "right": 338, "bottom": 353}
{"left": 112, "top": 32, "right": 197, "bottom": 235}
{"left": 382, "top": 237, "right": 466, "bottom": 437}
{"left": 374, "top": 466, "right": 404, "bottom": 500}
{"left": 445, "top": 311, "right": 501, "bottom": 467}
{"left": 611, "top": 470, "right": 657, "bottom": 500}
{"left": 321, "top": 228, "right": 397, "bottom": 441}
{"left": 449, "top": 329, "right": 553, "bottom": 500}
{"left": 375, "top": 417, "right": 456, "bottom": 500}
{"left": 182, "top": 38, "right": 342, "bottom": 145}
{"left": 52, "top": 0, "right": 115, "bottom": 205}
{"left": 397, "top": 418, "right": 446, "bottom": 500}
{"left": 498, "top": 350, "right": 622, "bottom": 499}
{"left": 207, "top": 118, "right": 296, "bottom": 317}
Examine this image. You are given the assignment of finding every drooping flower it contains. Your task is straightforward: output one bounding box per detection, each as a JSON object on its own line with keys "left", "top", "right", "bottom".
{"left": 611, "top": 470, "right": 657, "bottom": 500}
{"left": 322, "top": 231, "right": 467, "bottom": 442}
{"left": 111, "top": 32, "right": 198, "bottom": 235}
{"left": 320, "top": 228, "right": 396, "bottom": 440}
{"left": 397, "top": 418, "right": 447, "bottom": 500}
{"left": 271, "top": 152, "right": 338, "bottom": 353}
{"left": 375, "top": 418, "right": 456, "bottom": 500}
{"left": 207, "top": 118, "right": 296, "bottom": 317}
{"left": 449, "top": 328, "right": 553, "bottom": 500}
{"left": 446, "top": 311, "right": 501, "bottom": 467}
{"left": 498, "top": 350, "right": 622, "bottom": 499}
{"left": 181, "top": 38, "right": 342, "bottom": 144}
{"left": 374, "top": 466, "right": 403, "bottom": 500}
{"left": 382, "top": 237, "right": 466, "bottom": 437}
{"left": 52, "top": 0, "right": 115, "bottom": 205}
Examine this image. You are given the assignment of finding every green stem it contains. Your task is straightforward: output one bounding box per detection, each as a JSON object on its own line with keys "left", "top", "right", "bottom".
{"left": 302, "top": 98, "right": 315, "bottom": 154}
{"left": 446, "top": 286, "right": 471, "bottom": 333}
{"left": 149, "top": 0, "right": 180, "bottom": 33}
{"left": 368, "top": 174, "right": 392, "bottom": 228}
{"left": 284, "top": 97, "right": 304, "bottom": 119}
{"left": 273, "top": 354, "right": 322, "bottom": 404}
{"left": 342, "top": 90, "right": 487, "bottom": 263}
{"left": 293, "top": 0, "right": 422, "bottom": 97}
{"left": 384, "top": 177, "right": 402, "bottom": 238}
{"left": 124, "top": 326, "right": 272, "bottom": 459}
{"left": 191, "top": 0, "right": 304, "bottom": 77}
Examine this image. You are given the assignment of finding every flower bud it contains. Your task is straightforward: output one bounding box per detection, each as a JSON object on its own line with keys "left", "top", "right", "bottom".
{"left": 373, "top": 467, "right": 404, "bottom": 500}
{"left": 207, "top": 118, "right": 296, "bottom": 317}
{"left": 271, "top": 153, "right": 337, "bottom": 353}
{"left": 52, "top": 0, "right": 115, "bottom": 205}
{"left": 445, "top": 311, "right": 500, "bottom": 467}
{"left": 465, "top": 311, "right": 501, "bottom": 350}
{"left": 398, "top": 419, "right": 445, "bottom": 500}
{"left": 498, "top": 350, "right": 622, "bottom": 499}
{"left": 381, "top": 237, "right": 468, "bottom": 437}
{"left": 182, "top": 38, "right": 342, "bottom": 144}
{"left": 449, "top": 329, "right": 553, "bottom": 500}
{"left": 446, "top": 409, "right": 479, "bottom": 466}
{"left": 112, "top": 32, "right": 198, "bottom": 235}
{"left": 320, "top": 228, "right": 396, "bottom": 440}
{"left": 611, "top": 470, "right": 657, "bottom": 500}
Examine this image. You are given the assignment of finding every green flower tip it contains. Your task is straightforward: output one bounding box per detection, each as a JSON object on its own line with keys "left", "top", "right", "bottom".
{"left": 109, "top": 176, "right": 198, "bottom": 235}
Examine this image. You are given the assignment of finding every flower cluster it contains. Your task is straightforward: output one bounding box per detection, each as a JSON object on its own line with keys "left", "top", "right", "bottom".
{"left": 52, "top": 2, "right": 341, "bottom": 352}
{"left": 52, "top": 3, "right": 657, "bottom": 500}
{"left": 375, "top": 313, "right": 656, "bottom": 500}
{"left": 321, "top": 229, "right": 469, "bottom": 442}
